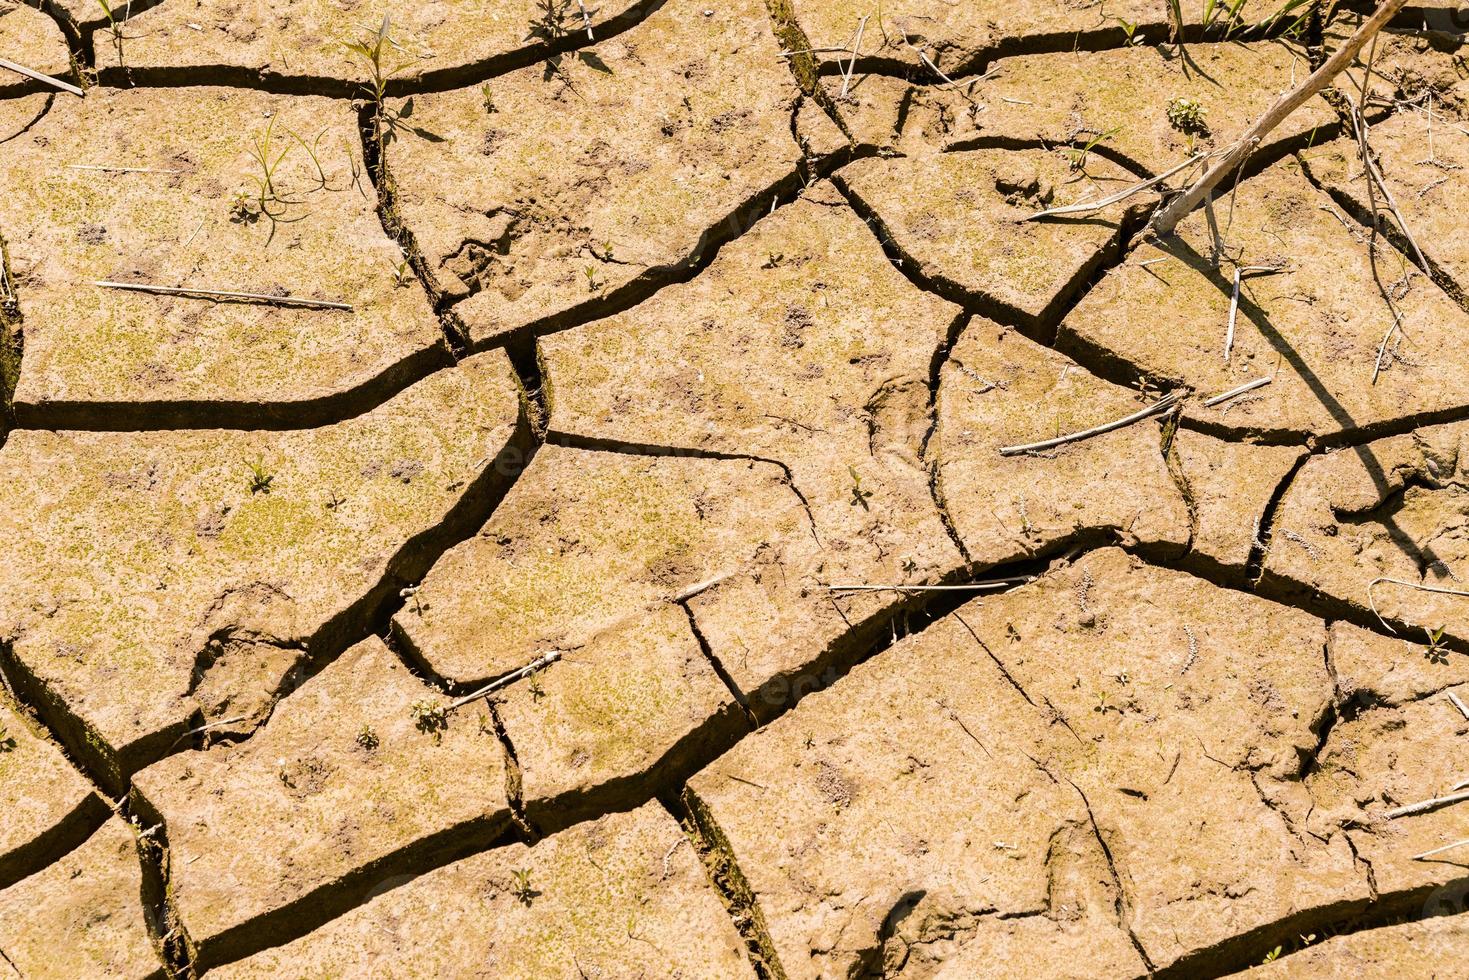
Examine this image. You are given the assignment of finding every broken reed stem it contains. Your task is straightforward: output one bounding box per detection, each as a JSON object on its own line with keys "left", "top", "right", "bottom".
{"left": 999, "top": 391, "right": 1183, "bottom": 456}
{"left": 824, "top": 576, "right": 1036, "bottom": 592}
{"left": 1413, "top": 837, "right": 1469, "bottom": 861}
{"left": 840, "top": 16, "right": 868, "bottom": 99}
{"left": 1202, "top": 375, "right": 1272, "bottom": 407}
{"left": 1384, "top": 787, "right": 1469, "bottom": 820}
{"left": 1150, "top": 0, "right": 1409, "bottom": 235}
{"left": 447, "top": 650, "right": 561, "bottom": 712}
{"left": 1025, "top": 153, "right": 1208, "bottom": 221}
{"left": 0, "top": 56, "right": 84, "bottom": 97}
{"left": 93, "top": 280, "right": 352, "bottom": 311}
{"left": 1447, "top": 690, "right": 1469, "bottom": 721}
{"left": 1225, "top": 267, "right": 1241, "bottom": 361}
{"left": 671, "top": 572, "right": 733, "bottom": 604}
{"left": 1365, "top": 577, "right": 1469, "bottom": 633}
{"left": 67, "top": 165, "right": 183, "bottom": 174}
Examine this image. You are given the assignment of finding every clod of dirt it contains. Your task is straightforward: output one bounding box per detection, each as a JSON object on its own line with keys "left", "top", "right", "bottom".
{"left": 94, "top": 0, "right": 657, "bottom": 89}
{"left": 1262, "top": 419, "right": 1469, "bottom": 639}
{"left": 1244, "top": 913, "right": 1469, "bottom": 976}
{"left": 0, "top": 352, "right": 521, "bottom": 786}
{"left": 1171, "top": 428, "right": 1306, "bottom": 574}
{"left": 0, "top": 2, "right": 71, "bottom": 96}
{"left": 0, "top": 87, "right": 446, "bottom": 424}
{"left": 383, "top": 0, "right": 804, "bottom": 348}
{"left": 496, "top": 605, "right": 746, "bottom": 830}
{"left": 0, "top": 693, "right": 108, "bottom": 890}
{"left": 791, "top": 0, "right": 1177, "bottom": 78}
{"left": 394, "top": 444, "right": 809, "bottom": 686}
{"left": 933, "top": 40, "right": 1335, "bottom": 172}
{"left": 839, "top": 147, "right": 1143, "bottom": 329}
{"left": 131, "top": 637, "right": 513, "bottom": 970}
{"left": 934, "top": 319, "right": 1190, "bottom": 564}
{"left": 1060, "top": 160, "right": 1469, "bottom": 442}
{"left": 212, "top": 801, "right": 753, "bottom": 977}
{"left": 0, "top": 817, "right": 163, "bottom": 977}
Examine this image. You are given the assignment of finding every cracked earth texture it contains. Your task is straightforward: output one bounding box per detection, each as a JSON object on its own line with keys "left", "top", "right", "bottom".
{"left": 4, "top": 0, "right": 1469, "bottom": 976}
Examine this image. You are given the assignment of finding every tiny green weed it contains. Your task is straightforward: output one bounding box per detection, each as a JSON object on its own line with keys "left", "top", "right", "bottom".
{"left": 246, "top": 457, "right": 274, "bottom": 495}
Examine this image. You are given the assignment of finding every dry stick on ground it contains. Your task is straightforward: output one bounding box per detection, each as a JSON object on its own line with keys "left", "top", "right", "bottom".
{"left": 1024, "top": 153, "right": 1207, "bottom": 221}
{"left": 1150, "top": 0, "right": 1410, "bottom": 236}
{"left": 447, "top": 650, "right": 561, "bottom": 712}
{"left": 839, "top": 16, "right": 868, "bottom": 99}
{"left": 1414, "top": 837, "right": 1469, "bottom": 861}
{"left": 1384, "top": 787, "right": 1469, "bottom": 820}
{"left": 1447, "top": 690, "right": 1469, "bottom": 721}
{"left": 1202, "top": 374, "right": 1272, "bottom": 407}
{"left": 824, "top": 576, "right": 1036, "bottom": 592}
{"left": 0, "top": 56, "right": 84, "bottom": 97}
{"left": 1224, "top": 265, "right": 1287, "bottom": 361}
{"left": 93, "top": 280, "right": 353, "bottom": 311}
{"left": 999, "top": 391, "right": 1184, "bottom": 456}
{"left": 1366, "top": 577, "right": 1469, "bottom": 633}
{"left": 67, "top": 164, "right": 183, "bottom": 174}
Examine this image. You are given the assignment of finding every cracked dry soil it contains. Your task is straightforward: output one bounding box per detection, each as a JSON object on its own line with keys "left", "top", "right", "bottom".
{"left": 4, "top": 0, "right": 1469, "bottom": 976}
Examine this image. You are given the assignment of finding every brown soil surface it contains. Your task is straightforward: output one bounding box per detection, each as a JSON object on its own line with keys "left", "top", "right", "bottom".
{"left": 6, "top": 3, "right": 1469, "bottom": 977}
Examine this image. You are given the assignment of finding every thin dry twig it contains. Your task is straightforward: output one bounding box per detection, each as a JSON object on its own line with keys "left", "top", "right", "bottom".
{"left": 1202, "top": 375, "right": 1272, "bottom": 407}
{"left": 1384, "top": 787, "right": 1469, "bottom": 820}
{"left": 93, "top": 280, "right": 352, "bottom": 310}
{"left": 999, "top": 391, "right": 1183, "bottom": 456}
{"left": 1225, "top": 267, "right": 1242, "bottom": 361}
{"left": 840, "top": 16, "right": 868, "bottom": 99}
{"left": 67, "top": 164, "right": 182, "bottom": 174}
{"left": 824, "top": 576, "right": 1036, "bottom": 593}
{"left": 1025, "top": 153, "right": 1207, "bottom": 220}
{"left": 0, "top": 56, "right": 84, "bottom": 96}
{"left": 1366, "top": 577, "right": 1469, "bottom": 633}
{"left": 1151, "top": 0, "right": 1409, "bottom": 235}
{"left": 1413, "top": 836, "right": 1469, "bottom": 861}
{"left": 447, "top": 650, "right": 561, "bottom": 712}
{"left": 1448, "top": 690, "right": 1469, "bottom": 721}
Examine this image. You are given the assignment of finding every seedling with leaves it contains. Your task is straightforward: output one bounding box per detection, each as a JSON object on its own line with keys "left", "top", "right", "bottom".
{"left": 1261, "top": 945, "right": 1283, "bottom": 964}
{"left": 97, "top": 0, "right": 127, "bottom": 69}
{"left": 1425, "top": 625, "right": 1450, "bottom": 664}
{"left": 246, "top": 456, "right": 274, "bottom": 495}
{"left": 410, "top": 699, "right": 448, "bottom": 741}
{"left": 528, "top": 674, "right": 546, "bottom": 702}
{"left": 356, "top": 724, "right": 380, "bottom": 750}
{"left": 848, "top": 465, "right": 873, "bottom": 510}
{"left": 1166, "top": 97, "right": 1210, "bottom": 136}
{"left": 0, "top": 725, "right": 14, "bottom": 752}
{"left": 391, "top": 258, "right": 414, "bottom": 288}
{"left": 1063, "top": 127, "right": 1121, "bottom": 173}
{"left": 343, "top": 16, "right": 409, "bottom": 107}
{"left": 481, "top": 82, "right": 497, "bottom": 114}
{"left": 583, "top": 265, "right": 601, "bottom": 292}
{"left": 511, "top": 868, "right": 537, "bottom": 905}
{"left": 1111, "top": 15, "right": 1146, "bottom": 46}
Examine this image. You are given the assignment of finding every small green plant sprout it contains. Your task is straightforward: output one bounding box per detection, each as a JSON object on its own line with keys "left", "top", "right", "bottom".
{"left": 1425, "top": 625, "right": 1450, "bottom": 664}
{"left": 246, "top": 456, "right": 274, "bottom": 495}
{"left": 391, "top": 257, "right": 414, "bottom": 288}
{"left": 1063, "top": 127, "right": 1121, "bottom": 173}
{"left": 1166, "top": 97, "right": 1209, "bottom": 136}
{"left": 763, "top": 251, "right": 785, "bottom": 269}
{"left": 410, "top": 699, "right": 448, "bottom": 742}
{"left": 1261, "top": 945, "right": 1283, "bottom": 964}
{"left": 97, "top": 0, "right": 126, "bottom": 68}
{"left": 1093, "top": 689, "right": 1113, "bottom": 714}
{"left": 1111, "top": 15, "right": 1145, "bottom": 46}
{"left": 228, "top": 188, "right": 257, "bottom": 224}
{"left": 481, "top": 82, "right": 497, "bottom": 114}
{"left": 847, "top": 466, "right": 873, "bottom": 510}
{"left": 803, "top": 732, "right": 815, "bottom": 749}
{"left": 325, "top": 488, "right": 346, "bottom": 511}
{"left": 511, "top": 867, "right": 536, "bottom": 905}
{"left": 355, "top": 724, "right": 379, "bottom": 751}
{"left": 528, "top": 674, "right": 546, "bottom": 702}
{"left": 343, "top": 16, "right": 408, "bottom": 107}
{"left": 0, "top": 725, "right": 14, "bottom": 752}
{"left": 583, "top": 265, "right": 601, "bottom": 292}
